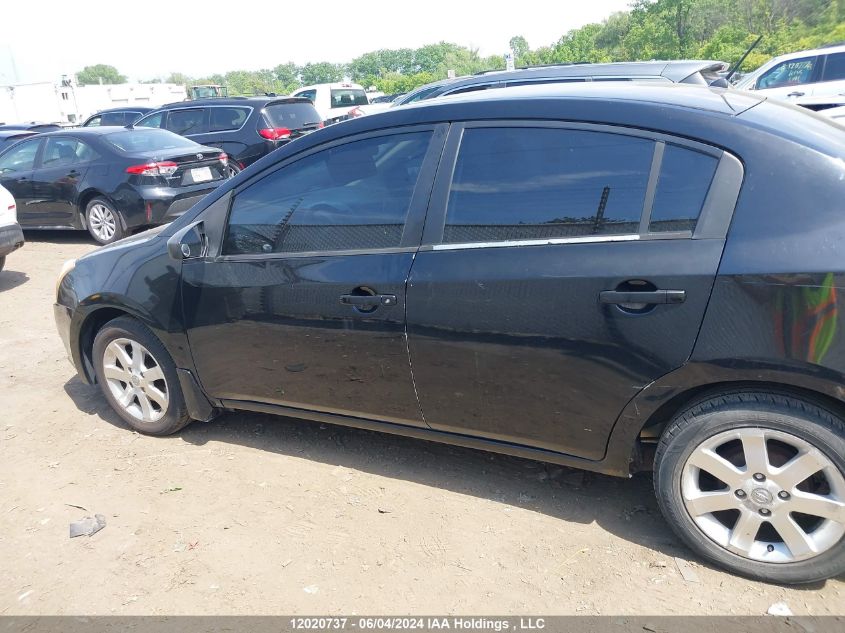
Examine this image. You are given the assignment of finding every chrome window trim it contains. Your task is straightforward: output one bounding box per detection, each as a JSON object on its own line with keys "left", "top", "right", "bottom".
{"left": 217, "top": 246, "right": 419, "bottom": 262}
{"left": 426, "top": 234, "right": 641, "bottom": 252}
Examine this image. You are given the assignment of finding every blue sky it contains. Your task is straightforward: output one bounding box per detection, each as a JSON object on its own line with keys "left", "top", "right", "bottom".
{"left": 1, "top": 0, "right": 632, "bottom": 84}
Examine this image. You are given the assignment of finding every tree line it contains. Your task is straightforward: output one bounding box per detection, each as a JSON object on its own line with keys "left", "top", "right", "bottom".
{"left": 77, "top": 0, "right": 845, "bottom": 95}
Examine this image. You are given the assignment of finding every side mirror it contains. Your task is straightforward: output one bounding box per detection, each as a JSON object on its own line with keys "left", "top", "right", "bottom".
{"left": 167, "top": 221, "right": 207, "bottom": 260}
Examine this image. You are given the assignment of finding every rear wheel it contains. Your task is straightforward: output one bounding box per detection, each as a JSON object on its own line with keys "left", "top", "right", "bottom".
{"left": 226, "top": 163, "right": 241, "bottom": 178}
{"left": 0, "top": 256, "right": 5, "bottom": 272}
{"left": 85, "top": 197, "right": 125, "bottom": 244}
{"left": 92, "top": 316, "right": 191, "bottom": 435}
{"left": 654, "top": 391, "right": 845, "bottom": 584}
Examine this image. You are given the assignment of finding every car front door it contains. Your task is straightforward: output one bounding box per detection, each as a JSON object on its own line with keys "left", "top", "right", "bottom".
{"left": 754, "top": 56, "right": 821, "bottom": 100}
{"left": 0, "top": 138, "right": 42, "bottom": 224}
{"left": 29, "top": 136, "right": 96, "bottom": 226}
{"left": 405, "top": 123, "right": 742, "bottom": 460}
{"left": 182, "top": 125, "right": 447, "bottom": 426}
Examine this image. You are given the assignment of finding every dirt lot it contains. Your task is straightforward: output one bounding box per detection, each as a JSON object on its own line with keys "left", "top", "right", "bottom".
{"left": 0, "top": 232, "right": 843, "bottom": 615}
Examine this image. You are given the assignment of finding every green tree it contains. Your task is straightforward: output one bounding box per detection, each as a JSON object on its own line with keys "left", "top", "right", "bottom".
{"left": 509, "top": 35, "right": 531, "bottom": 61}
{"left": 166, "top": 72, "right": 191, "bottom": 86}
{"left": 300, "top": 62, "right": 345, "bottom": 85}
{"left": 76, "top": 64, "right": 127, "bottom": 85}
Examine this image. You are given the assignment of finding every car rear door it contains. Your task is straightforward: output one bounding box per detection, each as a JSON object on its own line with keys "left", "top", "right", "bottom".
{"left": 29, "top": 136, "right": 96, "bottom": 226}
{"left": 0, "top": 137, "right": 42, "bottom": 224}
{"left": 816, "top": 52, "right": 845, "bottom": 99}
{"left": 405, "top": 122, "right": 743, "bottom": 460}
{"left": 182, "top": 124, "right": 447, "bottom": 426}
{"left": 189, "top": 105, "right": 253, "bottom": 167}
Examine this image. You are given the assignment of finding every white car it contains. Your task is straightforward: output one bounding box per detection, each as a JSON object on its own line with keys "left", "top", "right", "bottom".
{"left": 735, "top": 44, "right": 845, "bottom": 105}
{"left": 823, "top": 104, "right": 845, "bottom": 122}
{"left": 291, "top": 82, "right": 370, "bottom": 125}
{"left": 0, "top": 183, "right": 24, "bottom": 272}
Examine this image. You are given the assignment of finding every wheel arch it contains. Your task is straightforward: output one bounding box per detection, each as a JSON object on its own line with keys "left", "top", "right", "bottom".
{"left": 77, "top": 190, "right": 125, "bottom": 230}
{"left": 604, "top": 362, "right": 845, "bottom": 475}
{"left": 77, "top": 306, "right": 134, "bottom": 383}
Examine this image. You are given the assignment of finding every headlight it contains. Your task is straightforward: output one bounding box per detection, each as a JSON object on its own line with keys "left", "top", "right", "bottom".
{"left": 56, "top": 258, "right": 76, "bottom": 299}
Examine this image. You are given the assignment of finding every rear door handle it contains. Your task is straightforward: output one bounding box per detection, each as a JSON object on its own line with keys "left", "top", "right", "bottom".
{"left": 340, "top": 294, "right": 397, "bottom": 307}
{"left": 600, "top": 290, "right": 686, "bottom": 305}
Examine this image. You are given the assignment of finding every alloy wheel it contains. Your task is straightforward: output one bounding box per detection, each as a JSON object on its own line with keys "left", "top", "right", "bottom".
{"left": 89, "top": 203, "right": 117, "bottom": 242}
{"left": 102, "top": 338, "right": 169, "bottom": 423}
{"left": 681, "top": 427, "right": 845, "bottom": 562}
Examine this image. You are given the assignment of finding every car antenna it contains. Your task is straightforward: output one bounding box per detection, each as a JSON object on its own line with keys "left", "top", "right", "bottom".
{"left": 725, "top": 35, "right": 763, "bottom": 84}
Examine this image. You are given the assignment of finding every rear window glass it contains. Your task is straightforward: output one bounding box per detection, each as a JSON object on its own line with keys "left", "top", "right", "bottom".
{"left": 263, "top": 103, "right": 322, "bottom": 129}
{"left": 649, "top": 145, "right": 718, "bottom": 233}
{"left": 100, "top": 111, "right": 141, "bottom": 126}
{"left": 330, "top": 88, "right": 368, "bottom": 108}
{"left": 209, "top": 107, "right": 251, "bottom": 132}
{"left": 105, "top": 129, "right": 197, "bottom": 153}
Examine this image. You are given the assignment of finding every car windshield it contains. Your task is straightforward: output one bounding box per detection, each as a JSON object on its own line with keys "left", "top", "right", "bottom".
{"left": 329, "top": 88, "right": 368, "bottom": 108}
{"left": 263, "top": 103, "right": 322, "bottom": 129}
{"left": 105, "top": 128, "right": 198, "bottom": 153}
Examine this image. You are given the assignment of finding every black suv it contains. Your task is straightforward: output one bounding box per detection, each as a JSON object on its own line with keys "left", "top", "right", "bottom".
{"left": 81, "top": 107, "right": 154, "bottom": 127}
{"left": 134, "top": 97, "right": 323, "bottom": 176}
{"left": 54, "top": 83, "right": 845, "bottom": 584}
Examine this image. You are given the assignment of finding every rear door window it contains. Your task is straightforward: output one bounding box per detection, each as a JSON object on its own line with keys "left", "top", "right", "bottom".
{"left": 225, "top": 131, "right": 433, "bottom": 255}
{"left": 648, "top": 145, "right": 718, "bottom": 233}
{"left": 263, "top": 103, "right": 322, "bottom": 129}
{"left": 757, "top": 56, "right": 818, "bottom": 89}
{"left": 42, "top": 138, "right": 97, "bottom": 167}
{"left": 100, "top": 111, "right": 140, "bottom": 126}
{"left": 165, "top": 109, "right": 207, "bottom": 135}
{"left": 443, "top": 127, "right": 653, "bottom": 244}
{"left": 208, "top": 107, "right": 251, "bottom": 132}
{"left": 84, "top": 115, "right": 102, "bottom": 127}
{"left": 294, "top": 89, "right": 317, "bottom": 103}
{"left": 136, "top": 111, "right": 164, "bottom": 128}
{"left": 822, "top": 52, "right": 845, "bottom": 82}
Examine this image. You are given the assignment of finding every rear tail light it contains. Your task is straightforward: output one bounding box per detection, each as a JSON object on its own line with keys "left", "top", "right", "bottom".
{"left": 258, "top": 127, "right": 291, "bottom": 141}
{"left": 218, "top": 152, "right": 228, "bottom": 167}
{"left": 317, "top": 122, "right": 324, "bottom": 128}
{"left": 126, "top": 161, "right": 178, "bottom": 176}
{"left": 348, "top": 107, "right": 364, "bottom": 117}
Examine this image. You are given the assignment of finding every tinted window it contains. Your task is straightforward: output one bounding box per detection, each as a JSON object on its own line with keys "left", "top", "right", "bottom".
{"left": 106, "top": 129, "right": 197, "bottom": 153}
{"left": 100, "top": 111, "right": 140, "bottom": 126}
{"left": 263, "top": 103, "right": 322, "bottom": 129}
{"left": 329, "top": 88, "right": 368, "bottom": 108}
{"left": 0, "top": 139, "right": 40, "bottom": 173}
{"left": 42, "top": 138, "right": 96, "bottom": 167}
{"left": 84, "top": 115, "right": 102, "bottom": 127}
{"left": 396, "top": 85, "right": 442, "bottom": 105}
{"left": 295, "top": 89, "right": 317, "bottom": 103}
{"left": 823, "top": 52, "right": 845, "bottom": 82}
{"left": 443, "top": 127, "right": 653, "bottom": 244}
{"left": 225, "top": 131, "right": 432, "bottom": 255}
{"left": 208, "top": 107, "right": 251, "bottom": 132}
{"left": 758, "top": 57, "right": 817, "bottom": 89}
{"left": 136, "top": 111, "right": 164, "bottom": 128}
{"left": 648, "top": 145, "right": 718, "bottom": 233}
{"left": 166, "top": 109, "right": 206, "bottom": 135}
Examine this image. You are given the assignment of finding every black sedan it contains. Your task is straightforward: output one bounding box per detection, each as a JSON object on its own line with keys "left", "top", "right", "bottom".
{"left": 54, "top": 83, "right": 845, "bottom": 584}
{"left": 0, "top": 127, "right": 228, "bottom": 244}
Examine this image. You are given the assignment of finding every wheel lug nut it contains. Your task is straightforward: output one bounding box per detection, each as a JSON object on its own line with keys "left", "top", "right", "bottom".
{"left": 753, "top": 473, "right": 766, "bottom": 482}
{"left": 759, "top": 508, "right": 771, "bottom": 516}
{"left": 735, "top": 490, "right": 746, "bottom": 498}
{"left": 778, "top": 491, "right": 790, "bottom": 500}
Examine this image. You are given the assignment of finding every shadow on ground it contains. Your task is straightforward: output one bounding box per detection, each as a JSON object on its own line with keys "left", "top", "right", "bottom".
{"left": 63, "top": 375, "right": 837, "bottom": 588}
{"left": 22, "top": 229, "right": 97, "bottom": 246}
{"left": 0, "top": 269, "right": 28, "bottom": 292}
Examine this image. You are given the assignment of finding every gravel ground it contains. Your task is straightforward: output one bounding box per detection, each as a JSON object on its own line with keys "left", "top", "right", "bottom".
{"left": 0, "top": 231, "right": 843, "bottom": 615}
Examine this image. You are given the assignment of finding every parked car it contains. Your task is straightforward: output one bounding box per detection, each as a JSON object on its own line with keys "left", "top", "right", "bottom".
{"left": 0, "top": 122, "right": 63, "bottom": 132}
{"left": 54, "top": 82, "right": 845, "bottom": 584}
{"left": 291, "top": 82, "right": 369, "bottom": 125}
{"left": 0, "top": 130, "right": 39, "bottom": 152}
{"left": 823, "top": 104, "right": 845, "bottom": 121}
{"left": 387, "top": 60, "right": 730, "bottom": 108}
{"left": 0, "top": 127, "right": 228, "bottom": 244}
{"left": 81, "top": 107, "right": 154, "bottom": 127}
{"left": 0, "top": 183, "right": 24, "bottom": 272}
{"left": 735, "top": 44, "right": 845, "bottom": 106}
{"left": 134, "top": 97, "right": 322, "bottom": 176}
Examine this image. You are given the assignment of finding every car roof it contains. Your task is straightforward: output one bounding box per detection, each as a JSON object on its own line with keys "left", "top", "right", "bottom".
{"left": 156, "top": 96, "right": 312, "bottom": 109}
{"left": 294, "top": 82, "right": 365, "bottom": 92}
{"left": 32, "top": 126, "right": 170, "bottom": 138}
{"left": 0, "top": 129, "right": 39, "bottom": 139}
{"left": 767, "top": 43, "right": 845, "bottom": 62}
{"left": 89, "top": 106, "right": 154, "bottom": 115}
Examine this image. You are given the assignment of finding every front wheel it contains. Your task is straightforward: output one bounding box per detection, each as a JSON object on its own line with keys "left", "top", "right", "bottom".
{"left": 92, "top": 316, "right": 192, "bottom": 435}
{"left": 654, "top": 391, "right": 845, "bottom": 584}
{"left": 85, "top": 197, "right": 125, "bottom": 244}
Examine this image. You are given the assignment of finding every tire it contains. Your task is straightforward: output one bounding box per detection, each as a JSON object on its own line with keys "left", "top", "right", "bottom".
{"left": 654, "top": 390, "right": 845, "bottom": 584}
{"left": 92, "top": 316, "right": 192, "bottom": 435}
{"left": 226, "top": 163, "right": 241, "bottom": 179}
{"left": 0, "top": 256, "right": 5, "bottom": 272}
{"left": 85, "top": 197, "right": 126, "bottom": 245}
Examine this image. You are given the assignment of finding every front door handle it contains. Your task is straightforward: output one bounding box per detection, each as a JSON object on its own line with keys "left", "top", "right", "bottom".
{"left": 600, "top": 290, "right": 686, "bottom": 305}
{"left": 787, "top": 91, "right": 805, "bottom": 97}
{"left": 340, "top": 293, "right": 397, "bottom": 307}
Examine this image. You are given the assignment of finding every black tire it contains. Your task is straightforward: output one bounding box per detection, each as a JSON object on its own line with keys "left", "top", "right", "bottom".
{"left": 226, "top": 163, "right": 241, "bottom": 178}
{"left": 85, "top": 196, "right": 126, "bottom": 245}
{"left": 654, "top": 390, "right": 845, "bottom": 584}
{"left": 92, "top": 316, "right": 192, "bottom": 435}
{"left": 0, "top": 256, "right": 5, "bottom": 272}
